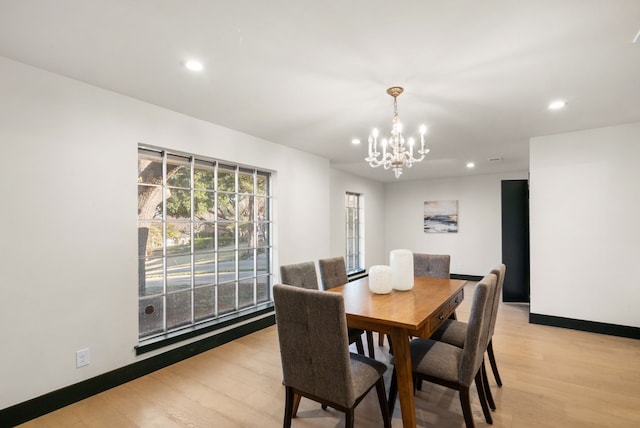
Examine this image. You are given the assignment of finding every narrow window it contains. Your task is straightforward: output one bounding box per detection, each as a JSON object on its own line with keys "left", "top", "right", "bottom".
{"left": 345, "top": 192, "right": 364, "bottom": 274}
{"left": 137, "top": 146, "right": 272, "bottom": 345}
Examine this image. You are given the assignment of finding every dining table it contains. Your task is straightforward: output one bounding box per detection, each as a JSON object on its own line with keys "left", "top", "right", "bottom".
{"left": 328, "top": 275, "right": 466, "bottom": 428}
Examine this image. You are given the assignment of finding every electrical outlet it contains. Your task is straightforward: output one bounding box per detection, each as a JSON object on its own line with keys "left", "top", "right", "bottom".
{"left": 76, "top": 348, "right": 90, "bottom": 368}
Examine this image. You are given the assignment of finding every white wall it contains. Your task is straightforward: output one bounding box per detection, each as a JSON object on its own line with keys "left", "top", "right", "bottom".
{"left": 530, "top": 123, "right": 640, "bottom": 328}
{"left": 329, "top": 169, "right": 386, "bottom": 268}
{"left": 0, "top": 56, "right": 330, "bottom": 408}
{"left": 384, "top": 171, "right": 528, "bottom": 275}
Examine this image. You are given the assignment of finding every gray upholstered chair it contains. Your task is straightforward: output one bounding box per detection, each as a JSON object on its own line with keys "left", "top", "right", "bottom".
{"left": 413, "top": 253, "right": 454, "bottom": 327}
{"left": 281, "top": 261, "right": 367, "bottom": 356}
{"left": 318, "top": 256, "right": 375, "bottom": 358}
{"left": 485, "top": 264, "right": 506, "bottom": 388}
{"left": 279, "top": 262, "right": 319, "bottom": 290}
{"left": 273, "top": 284, "right": 391, "bottom": 428}
{"left": 318, "top": 256, "right": 349, "bottom": 290}
{"left": 388, "top": 274, "right": 497, "bottom": 428}
{"left": 429, "top": 264, "right": 506, "bottom": 410}
{"left": 413, "top": 253, "right": 451, "bottom": 278}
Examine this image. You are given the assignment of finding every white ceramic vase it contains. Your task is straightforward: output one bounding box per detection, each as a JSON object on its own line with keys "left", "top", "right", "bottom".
{"left": 368, "top": 265, "right": 393, "bottom": 294}
{"left": 390, "top": 249, "right": 414, "bottom": 291}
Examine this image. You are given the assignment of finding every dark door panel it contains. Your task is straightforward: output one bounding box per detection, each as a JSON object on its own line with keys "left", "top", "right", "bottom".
{"left": 501, "top": 180, "right": 530, "bottom": 302}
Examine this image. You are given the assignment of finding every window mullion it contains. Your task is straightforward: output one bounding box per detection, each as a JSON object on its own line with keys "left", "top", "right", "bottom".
{"left": 253, "top": 170, "right": 257, "bottom": 306}
{"left": 214, "top": 162, "right": 219, "bottom": 318}
{"left": 162, "top": 153, "right": 168, "bottom": 334}
{"left": 190, "top": 156, "right": 195, "bottom": 325}
{"left": 234, "top": 166, "right": 239, "bottom": 311}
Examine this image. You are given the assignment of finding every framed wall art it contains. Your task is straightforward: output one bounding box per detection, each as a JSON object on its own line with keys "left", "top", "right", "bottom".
{"left": 423, "top": 200, "right": 458, "bottom": 233}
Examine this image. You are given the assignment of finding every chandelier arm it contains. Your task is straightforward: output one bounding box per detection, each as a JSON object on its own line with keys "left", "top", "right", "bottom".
{"left": 366, "top": 155, "right": 383, "bottom": 166}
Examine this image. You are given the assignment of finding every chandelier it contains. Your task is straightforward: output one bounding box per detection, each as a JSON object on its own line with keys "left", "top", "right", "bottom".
{"left": 364, "top": 86, "right": 429, "bottom": 178}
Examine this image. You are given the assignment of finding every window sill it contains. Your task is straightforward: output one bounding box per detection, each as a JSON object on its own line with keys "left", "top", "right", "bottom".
{"left": 347, "top": 269, "right": 367, "bottom": 281}
{"left": 136, "top": 302, "right": 274, "bottom": 355}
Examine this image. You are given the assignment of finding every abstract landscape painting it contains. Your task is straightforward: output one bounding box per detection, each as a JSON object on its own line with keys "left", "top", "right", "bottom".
{"left": 424, "top": 200, "right": 458, "bottom": 233}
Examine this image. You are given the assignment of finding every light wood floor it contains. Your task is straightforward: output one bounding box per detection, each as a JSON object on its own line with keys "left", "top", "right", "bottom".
{"left": 20, "top": 283, "right": 640, "bottom": 427}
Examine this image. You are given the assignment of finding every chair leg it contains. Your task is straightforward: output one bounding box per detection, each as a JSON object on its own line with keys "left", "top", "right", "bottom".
{"left": 366, "top": 331, "right": 375, "bottom": 358}
{"left": 355, "top": 337, "right": 365, "bottom": 355}
{"left": 375, "top": 378, "right": 392, "bottom": 428}
{"left": 387, "top": 368, "right": 398, "bottom": 415}
{"left": 482, "top": 360, "right": 496, "bottom": 410}
{"left": 459, "top": 386, "right": 475, "bottom": 428}
{"left": 284, "top": 386, "right": 295, "bottom": 428}
{"left": 345, "top": 408, "right": 355, "bottom": 428}
{"left": 487, "top": 340, "right": 503, "bottom": 387}
{"left": 475, "top": 371, "right": 493, "bottom": 425}
{"left": 292, "top": 392, "right": 302, "bottom": 417}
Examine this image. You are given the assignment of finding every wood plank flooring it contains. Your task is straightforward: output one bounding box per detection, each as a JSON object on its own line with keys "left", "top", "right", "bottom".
{"left": 19, "top": 283, "right": 640, "bottom": 427}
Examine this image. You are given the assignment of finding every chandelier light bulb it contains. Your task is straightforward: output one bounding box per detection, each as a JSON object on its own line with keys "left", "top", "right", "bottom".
{"left": 420, "top": 124, "right": 427, "bottom": 135}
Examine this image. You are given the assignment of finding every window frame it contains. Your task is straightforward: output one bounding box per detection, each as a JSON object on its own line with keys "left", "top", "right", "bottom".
{"left": 137, "top": 145, "right": 273, "bottom": 353}
{"left": 345, "top": 191, "right": 365, "bottom": 276}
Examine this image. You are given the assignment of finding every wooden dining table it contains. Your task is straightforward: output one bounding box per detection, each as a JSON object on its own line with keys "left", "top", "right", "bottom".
{"left": 328, "top": 276, "right": 466, "bottom": 428}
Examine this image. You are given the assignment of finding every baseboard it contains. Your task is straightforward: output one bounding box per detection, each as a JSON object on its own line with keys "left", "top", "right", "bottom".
{"left": 351, "top": 272, "right": 483, "bottom": 282}
{"left": 450, "top": 273, "right": 483, "bottom": 281}
{"left": 529, "top": 313, "right": 640, "bottom": 340}
{"left": 0, "top": 313, "right": 275, "bottom": 427}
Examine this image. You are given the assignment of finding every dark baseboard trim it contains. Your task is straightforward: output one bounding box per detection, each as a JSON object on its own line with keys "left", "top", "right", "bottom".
{"left": 0, "top": 313, "right": 275, "bottom": 428}
{"left": 529, "top": 313, "right": 640, "bottom": 340}
{"left": 347, "top": 272, "right": 482, "bottom": 283}
{"left": 450, "top": 273, "right": 483, "bottom": 282}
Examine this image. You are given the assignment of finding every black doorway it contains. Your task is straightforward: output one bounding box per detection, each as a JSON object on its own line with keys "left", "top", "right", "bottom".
{"left": 501, "top": 179, "right": 530, "bottom": 302}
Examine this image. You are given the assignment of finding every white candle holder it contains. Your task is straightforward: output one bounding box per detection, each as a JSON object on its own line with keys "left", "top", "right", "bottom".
{"left": 390, "top": 249, "right": 414, "bottom": 291}
{"left": 368, "top": 265, "right": 393, "bottom": 294}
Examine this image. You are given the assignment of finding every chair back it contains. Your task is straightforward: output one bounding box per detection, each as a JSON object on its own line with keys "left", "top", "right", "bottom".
{"left": 279, "top": 261, "right": 319, "bottom": 290}
{"left": 318, "top": 256, "right": 349, "bottom": 290}
{"left": 273, "top": 284, "right": 355, "bottom": 407}
{"left": 413, "top": 253, "right": 451, "bottom": 278}
{"left": 488, "top": 264, "right": 506, "bottom": 339}
{"left": 458, "top": 273, "right": 497, "bottom": 386}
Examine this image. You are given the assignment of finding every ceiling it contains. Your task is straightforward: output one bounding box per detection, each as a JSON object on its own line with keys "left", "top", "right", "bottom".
{"left": 1, "top": 1, "right": 639, "bottom": 183}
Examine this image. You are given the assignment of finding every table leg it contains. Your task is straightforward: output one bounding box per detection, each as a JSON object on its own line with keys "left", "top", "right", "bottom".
{"left": 390, "top": 328, "right": 416, "bottom": 428}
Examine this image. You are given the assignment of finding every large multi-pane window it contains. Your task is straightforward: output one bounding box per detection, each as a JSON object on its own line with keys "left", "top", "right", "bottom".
{"left": 345, "top": 192, "right": 364, "bottom": 274}
{"left": 137, "top": 146, "right": 272, "bottom": 344}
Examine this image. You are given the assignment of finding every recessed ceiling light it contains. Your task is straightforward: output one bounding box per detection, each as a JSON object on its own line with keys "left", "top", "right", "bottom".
{"left": 548, "top": 99, "right": 567, "bottom": 110}
{"left": 184, "top": 60, "right": 204, "bottom": 72}
{"left": 352, "top": 138, "right": 361, "bottom": 145}
{"left": 466, "top": 162, "right": 475, "bottom": 168}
